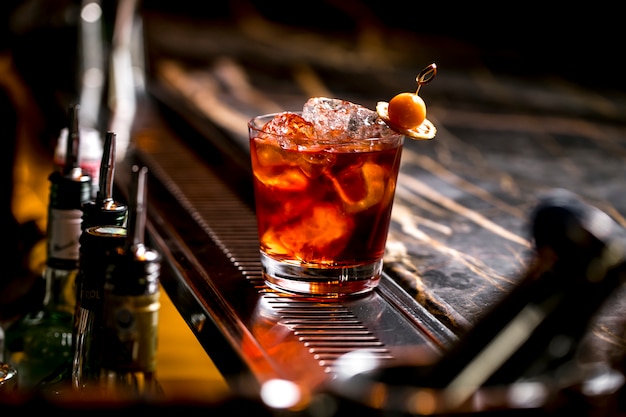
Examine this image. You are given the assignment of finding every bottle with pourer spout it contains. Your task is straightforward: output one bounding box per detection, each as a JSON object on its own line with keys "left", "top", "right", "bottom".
{"left": 100, "top": 165, "right": 162, "bottom": 401}
{"left": 3, "top": 104, "right": 92, "bottom": 392}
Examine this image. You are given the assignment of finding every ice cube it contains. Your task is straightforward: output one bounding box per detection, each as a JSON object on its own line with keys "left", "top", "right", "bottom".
{"left": 254, "top": 167, "right": 309, "bottom": 191}
{"left": 261, "top": 112, "right": 315, "bottom": 138}
{"left": 302, "top": 97, "right": 395, "bottom": 141}
{"left": 252, "top": 143, "right": 309, "bottom": 190}
{"left": 298, "top": 152, "right": 336, "bottom": 179}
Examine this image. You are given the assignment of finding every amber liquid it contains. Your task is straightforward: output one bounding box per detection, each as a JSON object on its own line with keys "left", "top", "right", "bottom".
{"left": 250, "top": 121, "right": 403, "bottom": 296}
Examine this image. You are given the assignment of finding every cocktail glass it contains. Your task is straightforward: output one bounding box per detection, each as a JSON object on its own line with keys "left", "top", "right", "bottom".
{"left": 248, "top": 98, "right": 404, "bottom": 297}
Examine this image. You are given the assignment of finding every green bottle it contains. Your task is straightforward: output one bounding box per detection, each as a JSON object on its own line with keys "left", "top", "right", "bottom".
{"left": 3, "top": 104, "right": 92, "bottom": 392}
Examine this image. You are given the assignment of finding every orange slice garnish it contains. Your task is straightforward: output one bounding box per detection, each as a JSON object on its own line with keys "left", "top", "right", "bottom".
{"left": 376, "top": 101, "right": 437, "bottom": 140}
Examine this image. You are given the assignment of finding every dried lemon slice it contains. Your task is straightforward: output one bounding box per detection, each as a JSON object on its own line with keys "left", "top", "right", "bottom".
{"left": 377, "top": 101, "right": 437, "bottom": 140}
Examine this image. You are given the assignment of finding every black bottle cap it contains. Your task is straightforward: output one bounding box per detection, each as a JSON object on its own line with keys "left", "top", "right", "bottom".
{"left": 81, "top": 200, "right": 128, "bottom": 230}
{"left": 48, "top": 170, "right": 92, "bottom": 210}
{"left": 80, "top": 225, "right": 127, "bottom": 251}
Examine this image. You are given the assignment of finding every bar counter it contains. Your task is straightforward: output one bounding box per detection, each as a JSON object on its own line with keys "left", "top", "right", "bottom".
{"left": 155, "top": 282, "right": 230, "bottom": 402}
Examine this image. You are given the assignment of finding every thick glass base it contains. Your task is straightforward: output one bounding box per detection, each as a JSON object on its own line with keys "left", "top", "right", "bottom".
{"left": 260, "top": 253, "right": 382, "bottom": 297}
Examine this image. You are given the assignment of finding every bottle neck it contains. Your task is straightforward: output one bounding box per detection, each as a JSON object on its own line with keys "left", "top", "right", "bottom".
{"left": 42, "top": 267, "right": 77, "bottom": 314}
{"left": 42, "top": 207, "right": 84, "bottom": 314}
{"left": 72, "top": 227, "right": 127, "bottom": 390}
{"left": 46, "top": 207, "right": 83, "bottom": 270}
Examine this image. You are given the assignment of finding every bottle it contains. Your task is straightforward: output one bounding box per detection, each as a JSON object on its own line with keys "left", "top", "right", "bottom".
{"left": 0, "top": 326, "right": 18, "bottom": 394}
{"left": 100, "top": 165, "right": 162, "bottom": 401}
{"left": 37, "top": 132, "right": 128, "bottom": 396}
{"left": 74, "top": 132, "right": 128, "bottom": 392}
{"left": 72, "top": 225, "right": 127, "bottom": 395}
{"left": 3, "top": 104, "right": 92, "bottom": 392}
{"left": 325, "top": 189, "right": 626, "bottom": 414}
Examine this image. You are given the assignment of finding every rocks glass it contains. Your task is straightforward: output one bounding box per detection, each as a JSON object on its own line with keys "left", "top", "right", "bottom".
{"left": 249, "top": 98, "right": 404, "bottom": 297}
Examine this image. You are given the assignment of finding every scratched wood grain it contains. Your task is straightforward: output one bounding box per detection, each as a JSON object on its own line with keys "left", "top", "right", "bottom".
{"left": 385, "top": 93, "right": 626, "bottom": 367}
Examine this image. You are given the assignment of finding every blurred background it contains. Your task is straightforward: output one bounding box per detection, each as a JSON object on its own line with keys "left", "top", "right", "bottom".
{"left": 2, "top": 0, "right": 625, "bottom": 131}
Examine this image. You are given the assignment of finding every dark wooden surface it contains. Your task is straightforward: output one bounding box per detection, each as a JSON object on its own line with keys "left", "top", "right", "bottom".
{"left": 385, "top": 80, "right": 626, "bottom": 359}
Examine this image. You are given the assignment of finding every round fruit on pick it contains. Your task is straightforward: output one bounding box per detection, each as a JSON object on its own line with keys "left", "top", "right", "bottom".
{"left": 387, "top": 92, "right": 426, "bottom": 130}
{"left": 376, "top": 63, "right": 438, "bottom": 140}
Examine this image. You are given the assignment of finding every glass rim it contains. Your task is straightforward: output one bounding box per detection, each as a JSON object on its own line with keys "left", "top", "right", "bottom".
{"left": 248, "top": 111, "right": 405, "bottom": 143}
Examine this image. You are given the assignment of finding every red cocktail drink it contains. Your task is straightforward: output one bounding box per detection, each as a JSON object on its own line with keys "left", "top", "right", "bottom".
{"left": 249, "top": 98, "right": 404, "bottom": 297}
